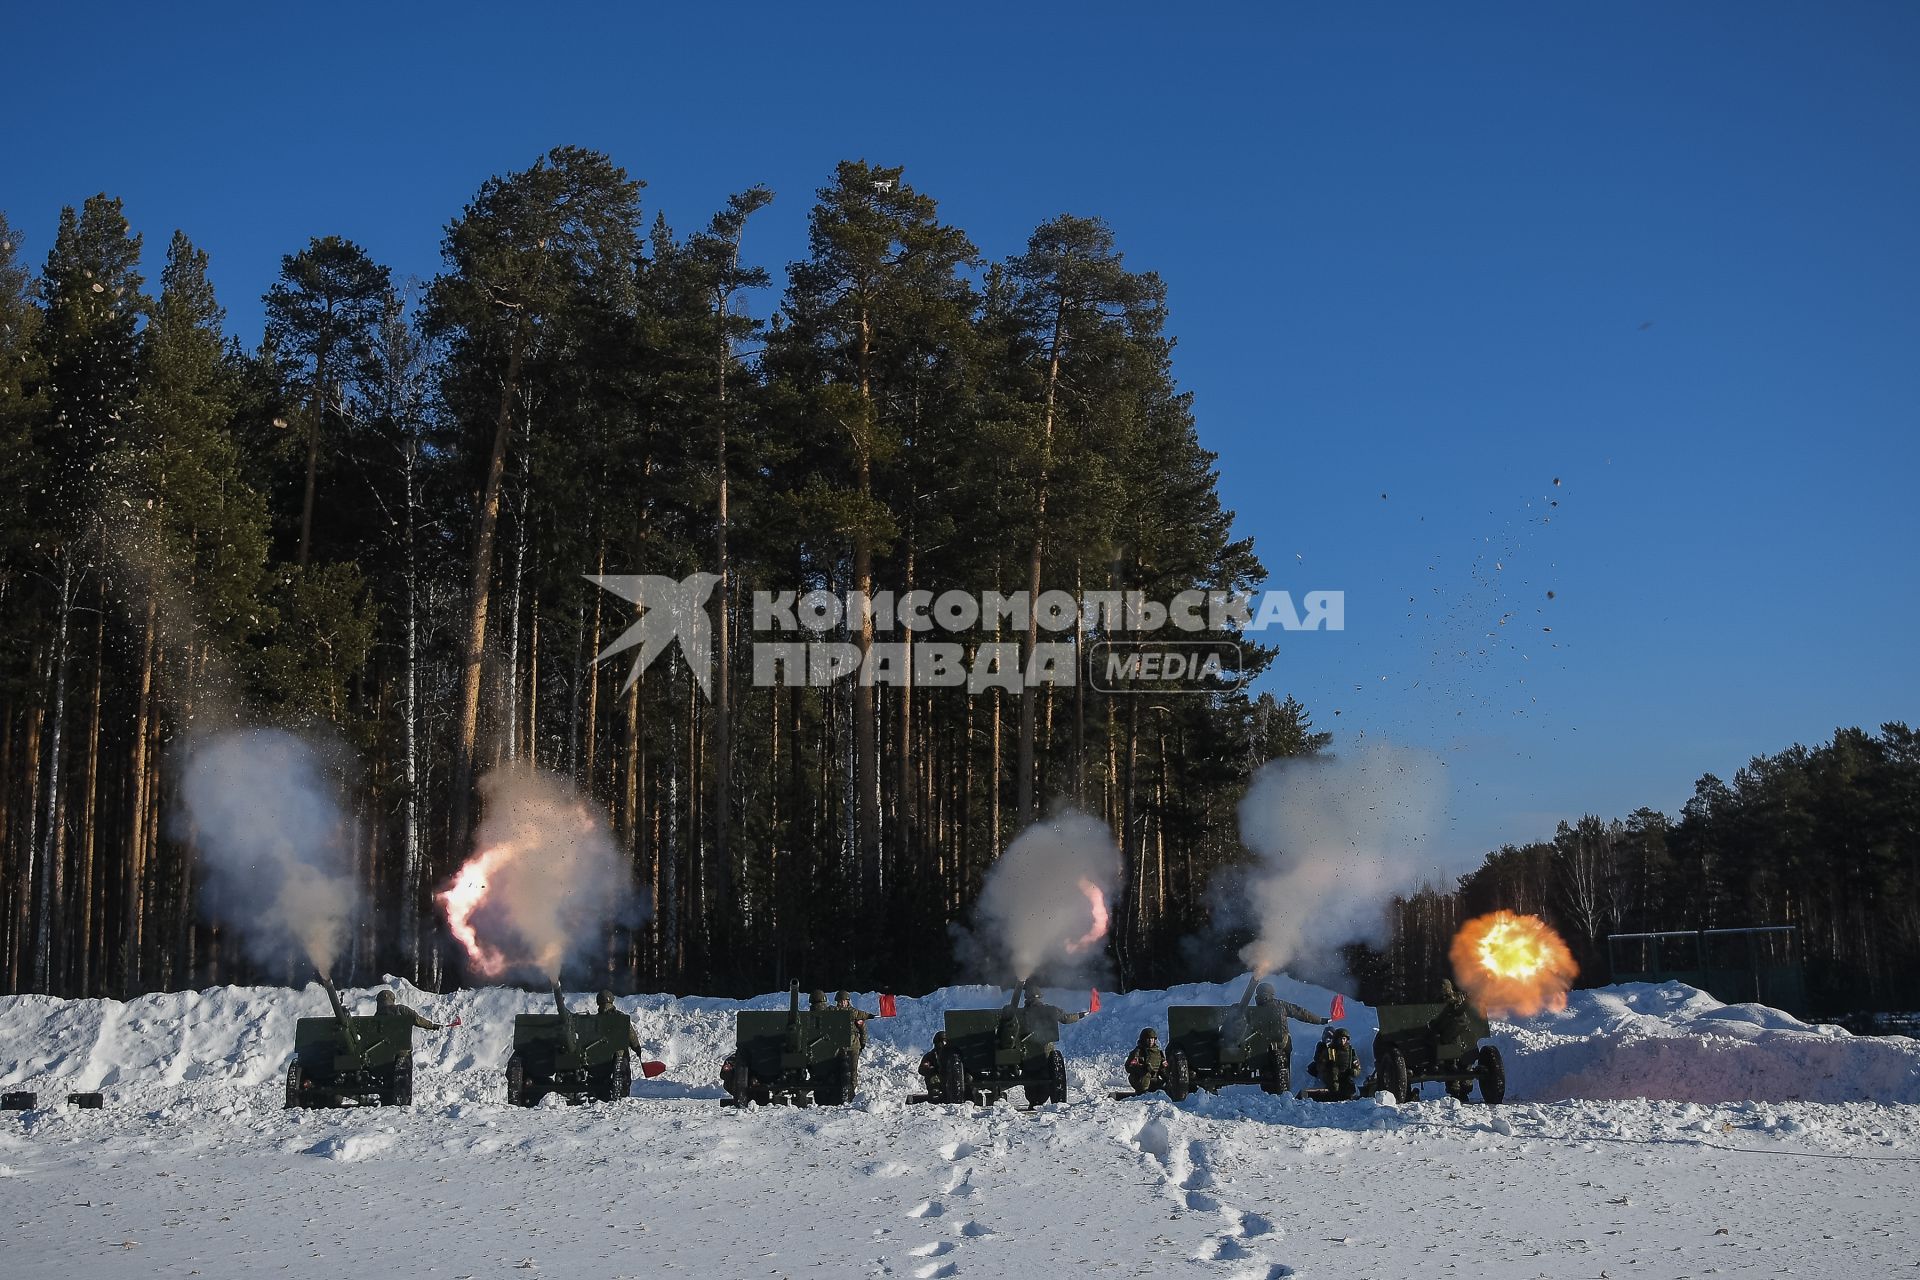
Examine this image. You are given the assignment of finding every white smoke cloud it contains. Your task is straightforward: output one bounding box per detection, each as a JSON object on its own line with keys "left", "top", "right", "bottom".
{"left": 178, "top": 728, "right": 360, "bottom": 978}
{"left": 440, "top": 765, "right": 646, "bottom": 982}
{"left": 1229, "top": 742, "right": 1465, "bottom": 985}
{"left": 956, "top": 811, "right": 1120, "bottom": 984}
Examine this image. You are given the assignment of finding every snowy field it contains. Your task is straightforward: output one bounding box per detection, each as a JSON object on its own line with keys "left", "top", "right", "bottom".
{"left": 4, "top": 977, "right": 1918, "bottom": 1279}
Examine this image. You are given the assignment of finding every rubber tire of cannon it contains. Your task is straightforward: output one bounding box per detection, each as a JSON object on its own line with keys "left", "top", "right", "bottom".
{"left": 389, "top": 1053, "right": 414, "bottom": 1107}
{"left": 1166, "top": 1052, "right": 1192, "bottom": 1102}
{"left": 1376, "top": 1046, "right": 1410, "bottom": 1104}
{"left": 940, "top": 1053, "right": 969, "bottom": 1106}
{"left": 1260, "top": 1045, "right": 1289, "bottom": 1095}
{"left": 612, "top": 1052, "right": 633, "bottom": 1101}
{"left": 506, "top": 1055, "right": 527, "bottom": 1108}
{"left": 284, "top": 1058, "right": 301, "bottom": 1110}
{"left": 1474, "top": 1044, "right": 1506, "bottom": 1105}
{"left": 1047, "top": 1048, "right": 1069, "bottom": 1105}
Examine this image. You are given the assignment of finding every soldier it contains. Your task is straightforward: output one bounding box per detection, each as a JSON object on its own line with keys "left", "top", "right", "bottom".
{"left": 808, "top": 989, "right": 828, "bottom": 1012}
{"left": 1017, "top": 978, "right": 1087, "bottom": 1033}
{"left": 597, "top": 989, "right": 645, "bottom": 1052}
{"left": 833, "top": 990, "right": 877, "bottom": 1051}
{"left": 1304, "top": 1026, "right": 1360, "bottom": 1101}
{"left": 1125, "top": 1027, "right": 1166, "bottom": 1095}
{"left": 374, "top": 988, "right": 442, "bottom": 1030}
{"left": 1250, "top": 980, "right": 1327, "bottom": 1064}
{"left": 919, "top": 1031, "right": 950, "bottom": 1098}
{"left": 1428, "top": 978, "right": 1474, "bottom": 1046}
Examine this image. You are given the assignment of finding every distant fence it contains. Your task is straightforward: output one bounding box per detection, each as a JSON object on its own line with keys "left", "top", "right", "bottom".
{"left": 1606, "top": 926, "right": 1807, "bottom": 1016}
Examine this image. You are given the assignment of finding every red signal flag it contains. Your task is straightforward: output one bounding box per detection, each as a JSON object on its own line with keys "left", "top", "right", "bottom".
{"left": 1089, "top": 988, "right": 1102, "bottom": 1013}
{"left": 879, "top": 992, "right": 898, "bottom": 1018}
{"left": 641, "top": 1061, "right": 668, "bottom": 1079}
{"left": 1330, "top": 994, "right": 1345, "bottom": 1021}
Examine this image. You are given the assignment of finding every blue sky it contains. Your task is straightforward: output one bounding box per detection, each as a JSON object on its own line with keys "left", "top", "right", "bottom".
{"left": 6, "top": 3, "right": 1915, "bottom": 859}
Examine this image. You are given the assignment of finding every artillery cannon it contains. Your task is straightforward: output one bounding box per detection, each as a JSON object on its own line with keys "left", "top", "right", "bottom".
{"left": 720, "top": 982, "right": 861, "bottom": 1107}
{"left": 1364, "top": 1001, "right": 1505, "bottom": 1104}
{"left": 285, "top": 977, "right": 419, "bottom": 1108}
{"left": 933, "top": 985, "right": 1072, "bottom": 1108}
{"left": 1158, "top": 975, "right": 1298, "bottom": 1100}
{"left": 504, "top": 980, "right": 634, "bottom": 1106}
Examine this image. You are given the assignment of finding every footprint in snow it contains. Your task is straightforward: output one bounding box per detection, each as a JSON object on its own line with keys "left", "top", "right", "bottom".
{"left": 1185, "top": 1189, "right": 1222, "bottom": 1213}
{"left": 908, "top": 1199, "right": 945, "bottom": 1219}
{"left": 914, "top": 1264, "right": 958, "bottom": 1279}
{"left": 952, "top": 1220, "right": 995, "bottom": 1239}
{"left": 910, "top": 1241, "right": 956, "bottom": 1259}
{"left": 940, "top": 1142, "right": 976, "bottom": 1161}
{"left": 1234, "top": 1212, "right": 1277, "bottom": 1240}
{"left": 1197, "top": 1235, "right": 1255, "bottom": 1263}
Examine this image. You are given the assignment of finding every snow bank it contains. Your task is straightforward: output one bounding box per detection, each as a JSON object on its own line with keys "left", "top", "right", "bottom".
{"left": 1, "top": 976, "right": 1914, "bottom": 1107}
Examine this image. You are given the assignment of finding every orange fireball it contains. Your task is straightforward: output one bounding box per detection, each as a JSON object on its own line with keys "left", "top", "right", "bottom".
{"left": 1450, "top": 910, "right": 1577, "bottom": 1017}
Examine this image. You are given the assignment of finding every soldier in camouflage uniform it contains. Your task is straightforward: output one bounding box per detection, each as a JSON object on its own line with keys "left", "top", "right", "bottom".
{"left": 375, "top": 988, "right": 442, "bottom": 1030}
{"left": 808, "top": 989, "right": 828, "bottom": 1012}
{"left": 1016, "top": 979, "right": 1086, "bottom": 1036}
{"left": 597, "top": 989, "right": 645, "bottom": 1052}
{"left": 1427, "top": 979, "right": 1474, "bottom": 1045}
{"left": 918, "top": 1031, "right": 950, "bottom": 1098}
{"left": 1250, "top": 980, "right": 1327, "bottom": 1064}
{"left": 1303, "top": 1026, "right": 1360, "bottom": 1101}
{"left": 834, "top": 990, "right": 877, "bottom": 1051}
{"left": 1125, "top": 1027, "right": 1166, "bottom": 1094}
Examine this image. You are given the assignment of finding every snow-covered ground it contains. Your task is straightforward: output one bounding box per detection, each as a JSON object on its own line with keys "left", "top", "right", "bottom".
{"left": 4, "top": 977, "right": 1917, "bottom": 1278}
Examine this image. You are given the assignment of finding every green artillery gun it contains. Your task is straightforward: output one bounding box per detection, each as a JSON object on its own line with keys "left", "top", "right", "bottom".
{"left": 504, "top": 980, "right": 634, "bottom": 1107}
{"left": 1364, "top": 1001, "right": 1506, "bottom": 1103}
{"left": 720, "top": 982, "right": 861, "bottom": 1107}
{"left": 285, "top": 976, "right": 419, "bottom": 1108}
{"left": 933, "top": 988, "right": 1072, "bottom": 1107}
{"left": 1158, "top": 975, "right": 1295, "bottom": 1101}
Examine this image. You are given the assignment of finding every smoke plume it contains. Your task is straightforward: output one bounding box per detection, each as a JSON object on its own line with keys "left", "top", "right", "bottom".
{"left": 956, "top": 811, "right": 1119, "bottom": 983}
{"left": 1227, "top": 742, "right": 1466, "bottom": 985}
{"left": 177, "top": 728, "right": 360, "bottom": 977}
{"left": 438, "top": 765, "right": 645, "bottom": 982}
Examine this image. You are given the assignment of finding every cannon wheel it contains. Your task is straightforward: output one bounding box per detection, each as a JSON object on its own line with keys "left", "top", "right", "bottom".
{"left": 1474, "top": 1044, "right": 1506, "bottom": 1104}
{"left": 1375, "top": 1046, "right": 1410, "bottom": 1103}
{"left": 940, "top": 1052, "right": 969, "bottom": 1106}
{"left": 284, "top": 1057, "right": 301, "bottom": 1110}
{"left": 1260, "top": 1044, "right": 1290, "bottom": 1095}
{"left": 815, "top": 1050, "right": 853, "bottom": 1106}
{"left": 611, "top": 1052, "right": 633, "bottom": 1101}
{"left": 506, "top": 1054, "right": 527, "bottom": 1108}
{"left": 1046, "top": 1048, "right": 1069, "bottom": 1105}
{"left": 388, "top": 1053, "right": 414, "bottom": 1107}
{"left": 1166, "top": 1052, "right": 1192, "bottom": 1102}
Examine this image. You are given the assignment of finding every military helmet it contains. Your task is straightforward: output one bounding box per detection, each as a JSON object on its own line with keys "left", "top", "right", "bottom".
{"left": 809, "top": 989, "right": 827, "bottom": 1007}
{"left": 597, "top": 989, "right": 616, "bottom": 1011}
{"left": 1330, "top": 1028, "right": 1352, "bottom": 1046}
{"left": 835, "top": 990, "right": 851, "bottom": 1003}
{"left": 376, "top": 990, "right": 396, "bottom": 1009}
{"left": 1139, "top": 1027, "right": 1158, "bottom": 1042}
{"left": 1439, "top": 978, "right": 1458, "bottom": 998}
{"left": 1255, "top": 981, "right": 1276, "bottom": 1001}
{"left": 932, "top": 1031, "right": 948, "bottom": 1047}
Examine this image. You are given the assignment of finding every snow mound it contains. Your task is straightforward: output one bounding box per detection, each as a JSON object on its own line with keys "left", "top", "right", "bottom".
{"left": 0, "top": 976, "right": 1913, "bottom": 1107}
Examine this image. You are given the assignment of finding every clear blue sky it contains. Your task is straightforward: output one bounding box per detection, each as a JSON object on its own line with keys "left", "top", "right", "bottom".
{"left": 6, "top": 3, "right": 1915, "bottom": 861}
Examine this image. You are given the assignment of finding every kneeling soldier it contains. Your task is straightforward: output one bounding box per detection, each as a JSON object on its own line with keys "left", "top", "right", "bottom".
{"left": 1125, "top": 1027, "right": 1166, "bottom": 1094}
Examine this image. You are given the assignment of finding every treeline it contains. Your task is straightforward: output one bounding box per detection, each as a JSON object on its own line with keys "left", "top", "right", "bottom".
{"left": 0, "top": 148, "right": 1329, "bottom": 1000}
{"left": 1363, "top": 724, "right": 1920, "bottom": 1014}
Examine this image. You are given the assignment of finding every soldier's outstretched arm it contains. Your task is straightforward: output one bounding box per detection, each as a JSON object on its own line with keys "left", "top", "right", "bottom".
{"left": 413, "top": 1011, "right": 443, "bottom": 1030}
{"left": 1285, "top": 1002, "right": 1327, "bottom": 1025}
{"left": 1062, "top": 1011, "right": 1087, "bottom": 1024}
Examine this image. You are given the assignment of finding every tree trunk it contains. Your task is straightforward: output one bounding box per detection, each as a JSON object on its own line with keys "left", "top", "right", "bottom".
{"left": 297, "top": 349, "right": 327, "bottom": 568}
{"left": 1017, "top": 302, "right": 1065, "bottom": 829}
{"left": 34, "top": 554, "right": 76, "bottom": 992}
{"left": 449, "top": 321, "right": 526, "bottom": 857}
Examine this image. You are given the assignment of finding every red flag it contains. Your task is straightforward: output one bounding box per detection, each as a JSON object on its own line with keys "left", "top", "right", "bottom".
{"left": 1330, "top": 994, "right": 1346, "bottom": 1021}
{"left": 641, "top": 1061, "right": 668, "bottom": 1079}
{"left": 1089, "top": 988, "right": 1102, "bottom": 1013}
{"left": 447, "top": 1016, "right": 463, "bottom": 1028}
{"left": 879, "top": 992, "right": 898, "bottom": 1018}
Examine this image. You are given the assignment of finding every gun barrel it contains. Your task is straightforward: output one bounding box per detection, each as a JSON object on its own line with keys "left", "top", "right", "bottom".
{"left": 320, "top": 976, "right": 364, "bottom": 1060}
{"left": 788, "top": 980, "right": 800, "bottom": 1018}
{"left": 1236, "top": 973, "right": 1260, "bottom": 1011}
{"left": 551, "top": 979, "right": 580, "bottom": 1056}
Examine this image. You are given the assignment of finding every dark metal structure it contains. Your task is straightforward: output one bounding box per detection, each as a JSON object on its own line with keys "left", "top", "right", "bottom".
{"left": 1365, "top": 1002, "right": 1505, "bottom": 1104}
{"left": 1607, "top": 926, "right": 1807, "bottom": 1015}
{"left": 285, "top": 977, "right": 420, "bottom": 1108}
{"left": 720, "top": 982, "right": 861, "bottom": 1107}
{"left": 504, "top": 980, "right": 634, "bottom": 1106}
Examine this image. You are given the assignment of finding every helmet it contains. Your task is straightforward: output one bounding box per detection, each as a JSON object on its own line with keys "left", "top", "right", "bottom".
{"left": 834, "top": 990, "right": 851, "bottom": 1004}
{"left": 932, "top": 1031, "right": 948, "bottom": 1047}
{"left": 809, "top": 989, "right": 826, "bottom": 1008}
{"left": 1139, "top": 1027, "right": 1158, "bottom": 1042}
{"left": 1255, "top": 981, "right": 1276, "bottom": 1002}
{"left": 1440, "top": 978, "right": 1458, "bottom": 999}
{"left": 1331, "top": 1028, "right": 1352, "bottom": 1046}
{"left": 597, "top": 989, "right": 616, "bottom": 1011}
{"left": 376, "top": 990, "right": 396, "bottom": 1010}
